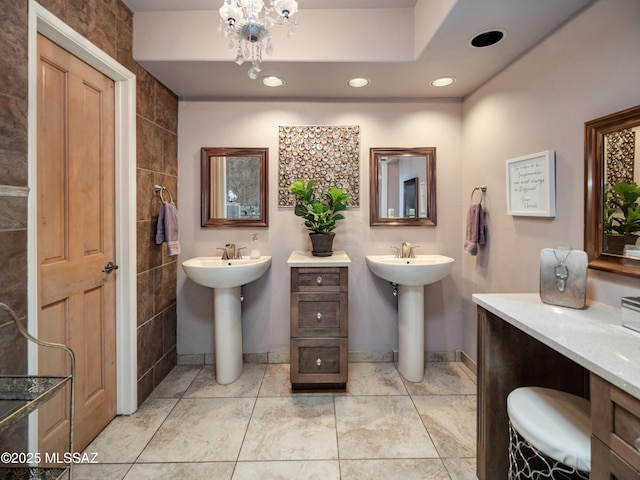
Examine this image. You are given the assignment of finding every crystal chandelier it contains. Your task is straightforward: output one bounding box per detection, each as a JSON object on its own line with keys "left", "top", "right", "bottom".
{"left": 219, "top": 0, "right": 299, "bottom": 79}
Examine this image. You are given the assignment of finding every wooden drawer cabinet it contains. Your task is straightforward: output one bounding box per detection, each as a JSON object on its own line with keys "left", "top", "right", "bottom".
{"left": 591, "top": 373, "right": 640, "bottom": 478}
{"left": 290, "top": 266, "right": 348, "bottom": 389}
{"left": 291, "top": 292, "right": 348, "bottom": 337}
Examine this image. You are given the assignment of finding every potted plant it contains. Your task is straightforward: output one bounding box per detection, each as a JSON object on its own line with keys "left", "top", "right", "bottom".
{"left": 604, "top": 181, "right": 640, "bottom": 254}
{"left": 288, "top": 178, "right": 350, "bottom": 257}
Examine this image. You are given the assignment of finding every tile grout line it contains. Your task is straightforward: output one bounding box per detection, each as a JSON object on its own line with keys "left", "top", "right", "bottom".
{"left": 230, "top": 364, "right": 266, "bottom": 477}
{"left": 129, "top": 365, "right": 204, "bottom": 470}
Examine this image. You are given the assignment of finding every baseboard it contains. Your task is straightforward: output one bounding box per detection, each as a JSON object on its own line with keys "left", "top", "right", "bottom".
{"left": 177, "top": 349, "right": 472, "bottom": 366}
{"left": 459, "top": 350, "right": 477, "bottom": 380}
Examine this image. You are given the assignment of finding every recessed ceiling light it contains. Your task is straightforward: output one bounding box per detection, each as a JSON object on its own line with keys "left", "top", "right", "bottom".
{"left": 261, "top": 75, "right": 285, "bottom": 87}
{"left": 470, "top": 29, "right": 505, "bottom": 48}
{"left": 347, "top": 78, "right": 370, "bottom": 88}
{"left": 431, "top": 77, "right": 456, "bottom": 87}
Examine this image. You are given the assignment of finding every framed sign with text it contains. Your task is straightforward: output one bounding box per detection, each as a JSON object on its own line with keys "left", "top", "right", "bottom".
{"left": 506, "top": 150, "right": 556, "bottom": 217}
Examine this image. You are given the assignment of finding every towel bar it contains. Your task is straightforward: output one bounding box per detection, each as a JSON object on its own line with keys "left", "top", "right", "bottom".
{"left": 154, "top": 184, "right": 174, "bottom": 203}
{"left": 471, "top": 184, "right": 487, "bottom": 202}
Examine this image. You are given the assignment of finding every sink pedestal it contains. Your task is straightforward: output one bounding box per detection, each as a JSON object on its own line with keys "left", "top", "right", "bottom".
{"left": 398, "top": 285, "right": 425, "bottom": 382}
{"left": 213, "top": 286, "right": 243, "bottom": 384}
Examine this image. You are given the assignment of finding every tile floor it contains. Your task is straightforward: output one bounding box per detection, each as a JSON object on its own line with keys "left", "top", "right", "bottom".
{"left": 75, "top": 362, "right": 477, "bottom": 479}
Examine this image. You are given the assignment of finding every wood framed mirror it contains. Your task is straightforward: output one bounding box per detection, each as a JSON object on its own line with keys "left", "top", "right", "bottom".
{"left": 585, "top": 105, "right": 640, "bottom": 277}
{"left": 201, "top": 147, "right": 268, "bottom": 228}
{"left": 370, "top": 147, "right": 436, "bottom": 226}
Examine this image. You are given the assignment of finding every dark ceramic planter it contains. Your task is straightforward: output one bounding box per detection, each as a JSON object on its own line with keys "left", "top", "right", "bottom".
{"left": 310, "top": 233, "right": 335, "bottom": 257}
{"left": 605, "top": 233, "right": 639, "bottom": 255}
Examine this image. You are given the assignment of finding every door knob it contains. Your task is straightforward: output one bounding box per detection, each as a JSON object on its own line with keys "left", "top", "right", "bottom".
{"left": 102, "top": 261, "right": 119, "bottom": 274}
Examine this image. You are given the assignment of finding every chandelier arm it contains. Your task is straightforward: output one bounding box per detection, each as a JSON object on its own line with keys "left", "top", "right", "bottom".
{"left": 218, "top": 0, "right": 299, "bottom": 78}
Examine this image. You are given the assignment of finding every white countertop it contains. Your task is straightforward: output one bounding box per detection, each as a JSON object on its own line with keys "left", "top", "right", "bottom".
{"left": 473, "top": 293, "right": 640, "bottom": 399}
{"left": 287, "top": 250, "right": 351, "bottom": 267}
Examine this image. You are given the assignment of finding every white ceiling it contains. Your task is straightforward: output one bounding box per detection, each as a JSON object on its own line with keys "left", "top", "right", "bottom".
{"left": 122, "top": 0, "right": 595, "bottom": 100}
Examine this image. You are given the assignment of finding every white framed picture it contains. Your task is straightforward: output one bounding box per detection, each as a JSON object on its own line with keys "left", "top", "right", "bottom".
{"left": 506, "top": 150, "right": 556, "bottom": 217}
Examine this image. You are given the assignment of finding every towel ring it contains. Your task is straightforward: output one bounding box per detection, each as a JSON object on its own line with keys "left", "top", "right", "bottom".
{"left": 154, "top": 185, "right": 174, "bottom": 204}
{"left": 471, "top": 184, "right": 487, "bottom": 203}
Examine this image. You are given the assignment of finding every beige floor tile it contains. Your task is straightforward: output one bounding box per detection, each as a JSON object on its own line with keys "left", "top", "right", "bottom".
{"left": 238, "top": 396, "right": 338, "bottom": 461}
{"left": 72, "top": 463, "right": 131, "bottom": 480}
{"left": 184, "top": 363, "right": 266, "bottom": 398}
{"left": 258, "top": 363, "right": 293, "bottom": 397}
{"left": 335, "top": 396, "right": 438, "bottom": 459}
{"left": 149, "top": 365, "right": 201, "bottom": 398}
{"left": 84, "top": 398, "right": 178, "bottom": 463}
{"left": 340, "top": 459, "right": 451, "bottom": 479}
{"left": 232, "top": 460, "right": 340, "bottom": 479}
{"left": 258, "top": 363, "right": 338, "bottom": 397}
{"left": 413, "top": 395, "right": 477, "bottom": 458}
{"left": 442, "top": 457, "right": 478, "bottom": 479}
{"left": 338, "top": 362, "right": 408, "bottom": 396}
{"left": 403, "top": 362, "right": 477, "bottom": 396}
{"left": 123, "top": 462, "right": 234, "bottom": 479}
{"left": 83, "top": 362, "right": 478, "bottom": 478}
{"left": 138, "top": 398, "right": 255, "bottom": 462}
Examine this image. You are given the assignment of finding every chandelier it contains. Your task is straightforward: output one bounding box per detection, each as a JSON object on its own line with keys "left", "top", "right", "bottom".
{"left": 219, "top": 0, "right": 299, "bottom": 79}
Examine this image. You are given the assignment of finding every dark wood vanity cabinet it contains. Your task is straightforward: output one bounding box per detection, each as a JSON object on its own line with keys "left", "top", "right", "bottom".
{"left": 476, "top": 306, "right": 589, "bottom": 479}
{"left": 591, "top": 373, "right": 640, "bottom": 479}
{"left": 290, "top": 266, "right": 348, "bottom": 389}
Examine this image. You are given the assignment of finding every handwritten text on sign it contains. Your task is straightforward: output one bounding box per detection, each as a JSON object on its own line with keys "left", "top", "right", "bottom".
{"left": 509, "top": 159, "right": 547, "bottom": 211}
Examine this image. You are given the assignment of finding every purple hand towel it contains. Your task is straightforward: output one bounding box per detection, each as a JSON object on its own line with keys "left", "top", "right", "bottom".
{"left": 464, "top": 203, "right": 486, "bottom": 256}
{"left": 156, "top": 202, "right": 181, "bottom": 256}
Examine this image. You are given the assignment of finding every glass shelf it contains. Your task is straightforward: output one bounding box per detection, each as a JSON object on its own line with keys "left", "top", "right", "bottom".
{"left": 0, "top": 467, "right": 68, "bottom": 480}
{"left": 0, "top": 376, "right": 71, "bottom": 435}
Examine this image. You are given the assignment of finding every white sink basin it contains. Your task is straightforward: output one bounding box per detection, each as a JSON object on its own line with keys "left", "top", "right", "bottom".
{"left": 182, "top": 256, "right": 272, "bottom": 289}
{"left": 365, "top": 254, "right": 454, "bottom": 286}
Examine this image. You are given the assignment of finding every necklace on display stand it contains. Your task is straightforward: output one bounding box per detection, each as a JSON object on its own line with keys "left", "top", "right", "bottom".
{"left": 553, "top": 247, "right": 572, "bottom": 292}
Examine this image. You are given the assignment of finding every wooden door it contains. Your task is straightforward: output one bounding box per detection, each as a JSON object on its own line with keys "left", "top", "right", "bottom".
{"left": 37, "top": 33, "right": 117, "bottom": 454}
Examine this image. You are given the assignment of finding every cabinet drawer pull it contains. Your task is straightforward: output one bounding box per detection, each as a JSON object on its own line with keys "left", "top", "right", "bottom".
{"left": 635, "top": 437, "right": 640, "bottom": 452}
{"left": 316, "top": 276, "right": 323, "bottom": 285}
{"left": 316, "top": 358, "right": 322, "bottom": 367}
{"left": 316, "top": 312, "right": 322, "bottom": 320}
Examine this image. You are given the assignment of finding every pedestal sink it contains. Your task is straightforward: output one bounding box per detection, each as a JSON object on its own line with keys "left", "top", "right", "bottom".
{"left": 365, "top": 254, "right": 454, "bottom": 382}
{"left": 182, "top": 256, "right": 271, "bottom": 384}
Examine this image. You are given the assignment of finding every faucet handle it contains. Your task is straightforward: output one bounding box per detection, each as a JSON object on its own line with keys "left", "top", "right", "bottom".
{"left": 236, "top": 247, "right": 246, "bottom": 259}
{"left": 390, "top": 246, "right": 400, "bottom": 258}
{"left": 409, "top": 245, "right": 420, "bottom": 258}
{"left": 217, "top": 247, "right": 229, "bottom": 260}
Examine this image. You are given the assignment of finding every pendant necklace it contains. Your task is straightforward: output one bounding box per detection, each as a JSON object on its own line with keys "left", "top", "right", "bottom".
{"left": 553, "top": 248, "right": 571, "bottom": 292}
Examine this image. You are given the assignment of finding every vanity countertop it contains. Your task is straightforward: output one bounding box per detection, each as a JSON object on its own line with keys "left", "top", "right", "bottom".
{"left": 287, "top": 251, "right": 351, "bottom": 267}
{"left": 473, "top": 293, "right": 640, "bottom": 399}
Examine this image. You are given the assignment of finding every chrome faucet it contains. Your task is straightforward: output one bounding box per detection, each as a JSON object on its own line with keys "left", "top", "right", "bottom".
{"left": 217, "top": 243, "right": 245, "bottom": 260}
{"left": 394, "top": 242, "right": 419, "bottom": 258}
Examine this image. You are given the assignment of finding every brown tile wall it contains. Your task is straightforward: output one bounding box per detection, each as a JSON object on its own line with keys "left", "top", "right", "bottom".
{"left": 0, "top": 0, "right": 30, "bottom": 454}
{"left": 0, "top": 0, "right": 178, "bottom": 449}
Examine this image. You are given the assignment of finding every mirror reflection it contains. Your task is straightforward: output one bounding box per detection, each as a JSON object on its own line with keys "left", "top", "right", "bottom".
{"left": 370, "top": 147, "right": 436, "bottom": 226}
{"left": 201, "top": 147, "right": 268, "bottom": 228}
{"left": 585, "top": 104, "right": 640, "bottom": 278}
{"left": 603, "top": 126, "right": 640, "bottom": 256}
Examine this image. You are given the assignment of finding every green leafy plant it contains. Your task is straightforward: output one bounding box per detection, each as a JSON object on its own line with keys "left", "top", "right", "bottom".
{"left": 288, "top": 179, "right": 350, "bottom": 234}
{"left": 605, "top": 181, "right": 640, "bottom": 235}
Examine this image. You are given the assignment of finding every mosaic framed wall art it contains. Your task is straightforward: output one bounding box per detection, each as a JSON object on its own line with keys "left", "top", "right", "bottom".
{"left": 605, "top": 128, "right": 635, "bottom": 186}
{"left": 278, "top": 125, "right": 360, "bottom": 207}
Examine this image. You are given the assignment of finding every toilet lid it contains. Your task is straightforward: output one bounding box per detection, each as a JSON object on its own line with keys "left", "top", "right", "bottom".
{"left": 507, "top": 386, "right": 591, "bottom": 472}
